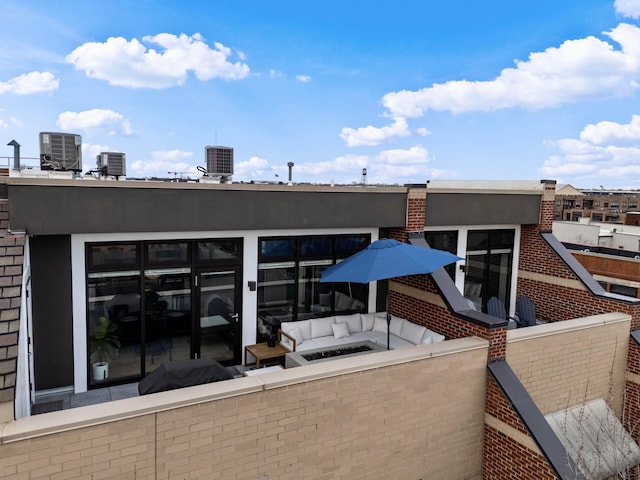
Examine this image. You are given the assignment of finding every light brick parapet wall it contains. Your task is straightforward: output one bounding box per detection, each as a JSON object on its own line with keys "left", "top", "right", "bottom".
{"left": 506, "top": 312, "right": 630, "bottom": 415}
{"left": 0, "top": 199, "right": 23, "bottom": 405}
{"left": 483, "top": 313, "right": 631, "bottom": 478}
{"left": 0, "top": 338, "right": 489, "bottom": 480}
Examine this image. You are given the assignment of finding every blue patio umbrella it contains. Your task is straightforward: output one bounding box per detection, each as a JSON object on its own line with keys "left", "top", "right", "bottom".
{"left": 320, "top": 238, "right": 462, "bottom": 349}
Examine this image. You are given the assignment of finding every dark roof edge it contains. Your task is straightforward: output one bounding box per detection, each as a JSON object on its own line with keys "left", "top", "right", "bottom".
{"left": 487, "top": 359, "right": 585, "bottom": 480}
{"left": 541, "top": 232, "right": 640, "bottom": 304}
{"left": 407, "top": 232, "right": 507, "bottom": 329}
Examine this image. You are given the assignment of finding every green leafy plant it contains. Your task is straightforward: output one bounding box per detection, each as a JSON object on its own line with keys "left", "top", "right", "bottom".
{"left": 89, "top": 316, "right": 120, "bottom": 364}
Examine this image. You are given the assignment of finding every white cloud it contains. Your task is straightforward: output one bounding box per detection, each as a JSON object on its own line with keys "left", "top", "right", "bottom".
{"left": 10, "top": 116, "right": 23, "bottom": 127}
{"left": 416, "top": 127, "right": 431, "bottom": 136}
{"left": 615, "top": 0, "right": 640, "bottom": 18}
{"left": 0, "top": 119, "right": 6, "bottom": 128}
{"left": 296, "top": 75, "right": 311, "bottom": 83}
{"left": 57, "top": 109, "right": 134, "bottom": 136}
{"left": 151, "top": 149, "right": 194, "bottom": 162}
{"left": 269, "top": 69, "right": 284, "bottom": 78}
{"left": 340, "top": 117, "right": 410, "bottom": 147}
{"left": 130, "top": 150, "right": 197, "bottom": 177}
{"left": 66, "top": 33, "right": 250, "bottom": 89}
{"left": 580, "top": 114, "right": 640, "bottom": 145}
{"left": 541, "top": 115, "right": 640, "bottom": 183}
{"left": 377, "top": 145, "right": 432, "bottom": 165}
{"left": 234, "top": 156, "right": 278, "bottom": 179}
{"left": 0, "top": 71, "right": 59, "bottom": 95}
{"left": 82, "top": 143, "right": 112, "bottom": 161}
{"left": 382, "top": 23, "right": 640, "bottom": 118}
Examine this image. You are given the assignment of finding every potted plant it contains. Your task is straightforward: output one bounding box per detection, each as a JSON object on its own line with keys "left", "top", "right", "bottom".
{"left": 89, "top": 316, "right": 120, "bottom": 381}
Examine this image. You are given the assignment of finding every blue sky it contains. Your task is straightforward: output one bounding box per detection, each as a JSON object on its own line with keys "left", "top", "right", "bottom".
{"left": 2, "top": 1, "right": 640, "bottom": 187}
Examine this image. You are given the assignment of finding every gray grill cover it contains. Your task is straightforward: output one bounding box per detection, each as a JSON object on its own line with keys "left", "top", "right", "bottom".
{"left": 138, "top": 358, "right": 233, "bottom": 395}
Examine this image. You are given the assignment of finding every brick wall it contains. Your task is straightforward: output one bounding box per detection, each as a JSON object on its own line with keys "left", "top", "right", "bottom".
{"left": 405, "top": 187, "right": 426, "bottom": 232}
{"left": 483, "top": 377, "right": 559, "bottom": 480}
{"left": 482, "top": 314, "right": 631, "bottom": 478}
{"left": 0, "top": 199, "right": 24, "bottom": 406}
{"left": 506, "top": 314, "right": 630, "bottom": 415}
{"left": 0, "top": 339, "right": 489, "bottom": 480}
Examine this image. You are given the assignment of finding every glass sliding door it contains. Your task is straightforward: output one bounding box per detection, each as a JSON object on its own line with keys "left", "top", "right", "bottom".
{"left": 197, "top": 268, "right": 241, "bottom": 365}
{"left": 297, "top": 260, "right": 333, "bottom": 318}
{"left": 464, "top": 229, "right": 515, "bottom": 313}
{"left": 87, "top": 271, "right": 141, "bottom": 385}
{"left": 257, "top": 261, "right": 295, "bottom": 339}
{"left": 143, "top": 268, "right": 192, "bottom": 371}
{"left": 86, "top": 238, "right": 244, "bottom": 387}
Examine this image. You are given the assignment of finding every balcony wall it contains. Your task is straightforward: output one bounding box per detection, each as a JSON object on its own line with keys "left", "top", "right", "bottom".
{"left": 0, "top": 338, "right": 488, "bottom": 480}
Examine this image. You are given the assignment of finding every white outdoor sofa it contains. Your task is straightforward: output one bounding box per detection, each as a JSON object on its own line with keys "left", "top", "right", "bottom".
{"left": 278, "top": 311, "right": 445, "bottom": 352}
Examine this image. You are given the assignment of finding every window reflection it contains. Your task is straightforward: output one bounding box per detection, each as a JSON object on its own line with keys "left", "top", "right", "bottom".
{"left": 143, "top": 268, "right": 192, "bottom": 371}
{"left": 87, "top": 271, "right": 141, "bottom": 386}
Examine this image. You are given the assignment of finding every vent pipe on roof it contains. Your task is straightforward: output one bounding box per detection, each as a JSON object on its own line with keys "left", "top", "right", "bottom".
{"left": 7, "top": 139, "right": 20, "bottom": 170}
{"left": 287, "top": 162, "right": 294, "bottom": 186}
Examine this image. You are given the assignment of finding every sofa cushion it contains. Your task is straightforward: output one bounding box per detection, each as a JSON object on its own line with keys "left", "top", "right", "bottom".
{"left": 361, "top": 313, "right": 376, "bottom": 331}
{"left": 372, "top": 315, "right": 388, "bottom": 333}
{"left": 400, "top": 321, "right": 427, "bottom": 345}
{"left": 389, "top": 315, "right": 405, "bottom": 337}
{"left": 421, "top": 334, "right": 433, "bottom": 344}
{"left": 281, "top": 320, "right": 312, "bottom": 340}
{"left": 427, "top": 330, "right": 446, "bottom": 343}
{"left": 311, "top": 317, "right": 335, "bottom": 338}
{"left": 337, "top": 313, "right": 362, "bottom": 333}
{"left": 332, "top": 322, "right": 350, "bottom": 339}
{"left": 288, "top": 327, "right": 304, "bottom": 345}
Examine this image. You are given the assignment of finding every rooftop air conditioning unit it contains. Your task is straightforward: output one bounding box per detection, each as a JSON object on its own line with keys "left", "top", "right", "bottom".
{"left": 39, "top": 132, "right": 82, "bottom": 171}
{"left": 205, "top": 146, "right": 233, "bottom": 176}
{"left": 96, "top": 152, "right": 126, "bottom": 178}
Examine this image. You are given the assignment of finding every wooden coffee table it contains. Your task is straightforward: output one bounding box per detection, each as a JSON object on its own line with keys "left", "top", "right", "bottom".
{"left": 244, "top": 342, "right": 289, "bottom": 368}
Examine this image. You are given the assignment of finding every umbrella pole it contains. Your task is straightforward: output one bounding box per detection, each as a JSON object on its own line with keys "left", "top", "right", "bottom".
{"left": 385, "top": 289, "right": 390, "bottom": 350}
{"left": 387, "top": 313, "right": 391, "bottom": 350}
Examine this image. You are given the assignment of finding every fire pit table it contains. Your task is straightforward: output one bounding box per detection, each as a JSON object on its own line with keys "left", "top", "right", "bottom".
{"left": 285, "top": 340, "right": 385, "bottom": 368}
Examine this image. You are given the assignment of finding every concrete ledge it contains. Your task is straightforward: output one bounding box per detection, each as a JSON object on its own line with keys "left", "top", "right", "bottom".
{"left": 0, "top": 337, "right": 489, "bottom": 444}
{"left": 507, "top": 312, "right": 631, "bottom": 343}
{"left": 257, "top": 337, "right": 489, "bottom": 390}
{"left": 1, "top": 377, "right": 263, "bottom": 443}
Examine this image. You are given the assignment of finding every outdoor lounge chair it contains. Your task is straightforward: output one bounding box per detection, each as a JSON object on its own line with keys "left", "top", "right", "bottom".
{"left": 516, "top": 295, "right": 539, "bottom": 327}
{"left": 487, "top": 296, "right": 520, "bottom": 329}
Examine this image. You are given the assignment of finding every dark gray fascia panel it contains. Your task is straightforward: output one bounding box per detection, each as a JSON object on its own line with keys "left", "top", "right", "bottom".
{"left": 8, "top": 184, "right": 407, "bottom": 234}
{"left": 425, "top": 192, "right": 541, "bottom": 226}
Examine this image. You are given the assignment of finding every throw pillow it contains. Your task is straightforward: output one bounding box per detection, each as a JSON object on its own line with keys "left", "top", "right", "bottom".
{"left": 332, "top": 322, "right": 350, "bottom": 339}
{"left": 361, "top": 313, "right": 375, "bottom": 331}
{"left": 288, "top": 327, "right": 304, "bottom": 346}
{"left": 373, "top": 316, "right": 388, "bottom": 333}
